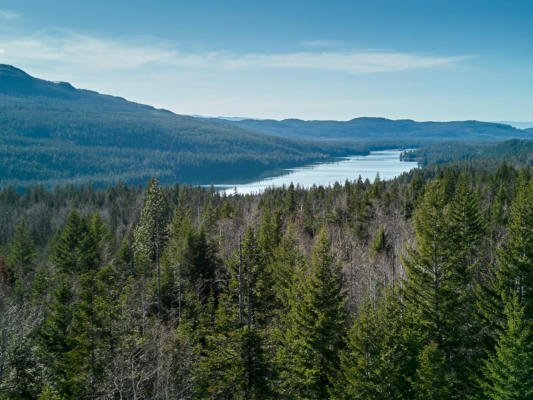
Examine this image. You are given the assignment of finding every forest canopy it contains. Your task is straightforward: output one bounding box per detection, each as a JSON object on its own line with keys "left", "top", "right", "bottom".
{"left": 0, "top": 157, "right": 532, "bottom": 399}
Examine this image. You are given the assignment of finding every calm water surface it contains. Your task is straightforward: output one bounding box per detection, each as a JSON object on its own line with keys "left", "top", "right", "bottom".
{"left": 211, "top": 150, "right": 418, "bottom": 195}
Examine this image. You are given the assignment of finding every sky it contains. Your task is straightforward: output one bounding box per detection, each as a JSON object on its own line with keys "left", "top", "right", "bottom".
{"left": 0, "top": 0, "right": 532, "bottom": 122}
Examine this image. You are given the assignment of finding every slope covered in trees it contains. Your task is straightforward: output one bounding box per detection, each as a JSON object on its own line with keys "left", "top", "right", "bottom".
{"left": 0, "top": 65, "right": 371, "bottom": 189}
{"left": 0, "top": 159, "right": 531, "bottom": 399}
{"left": 211, "top": 116, "right": 533, "bottom": 142}
{"left": 402, "top": 139, "right": 533, "bottom": 167}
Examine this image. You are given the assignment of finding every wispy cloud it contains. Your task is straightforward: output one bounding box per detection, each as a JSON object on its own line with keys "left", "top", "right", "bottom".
{"left": 301, "top": 40, "right": 344, "bottom": 48}
{"left": 0, "top": 10, "right": 20, "bottom": 21}
{"left": 0, "top": 32, "right": 469, "bottom": 76}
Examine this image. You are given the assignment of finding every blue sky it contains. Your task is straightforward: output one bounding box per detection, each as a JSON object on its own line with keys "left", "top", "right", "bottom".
{"left": 0, "top": 0, "right": 532, "bottom": 121}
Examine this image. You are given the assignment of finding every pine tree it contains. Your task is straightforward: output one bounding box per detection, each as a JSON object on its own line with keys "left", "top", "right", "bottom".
{"left": 69, "top": 266, "right": 119, "bottom": 398}
{"left": 89, "top": 212, "right": 113, "bottom": 265}
{"left": 52, "top": 210, "right": 98, "bottom": 274}
{"left": 335, "top": 293, "right": 419, "bottom": 400}
{"left": 280, "top": 228, "right": 347, "bottom": 399}
{"left": 446, "top": 172, "right": 485, "bottom": 396}
{"left": 196, "top": 292, "right": 273, "bottom": 399}
{"left": 411, "top": 342, "right": 450, "bottom": 400}
{"left": 401, "top": 180, "right": 459, "bottom": 396}
{"left": 7, "top": 220, "right": 37, "bottom": 301}
{"left": 480, "top": 294, "right": 533, "bottom": 400}
{"left": 269, "top": 225, "right": 305, "bottom": 314}
{"left": 7, "top": 220, "right": 37, "bottom": 278}
{"left": 335, "top": 300, "right": 386, "bottom": 400}
{"left": 133, "top": 178, "right": 168, "bottom": 314}
{"left": 38, "top": 274, "right": 77, "bottom": 398}
{"left": 494, "top": 174, "right": 533, "bottom": 321}
{"left": 241, "top": 227, "right": 275, "bottom": 327}
{"left": 402, "top": 180, "right": 453, "bottom": 349}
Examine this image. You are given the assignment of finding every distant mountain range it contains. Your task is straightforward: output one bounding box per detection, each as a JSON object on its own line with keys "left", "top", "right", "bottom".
{"left": 0, "top": 64, "right": 531, "bottom": 189}
{"left": 209, "top": 117, "right": 533, "bottom": 142}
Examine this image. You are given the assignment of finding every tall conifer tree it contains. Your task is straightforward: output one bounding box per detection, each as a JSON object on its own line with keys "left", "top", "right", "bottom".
{"left": 280, "top": 228, "right": 347, "bottom": 399}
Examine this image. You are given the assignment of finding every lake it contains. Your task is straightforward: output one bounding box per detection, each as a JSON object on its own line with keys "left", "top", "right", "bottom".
{"left": 210, "top": 149, "right": 418, "bottom": 195}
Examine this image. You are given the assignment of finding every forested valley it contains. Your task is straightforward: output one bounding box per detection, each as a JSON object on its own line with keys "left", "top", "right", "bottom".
{"left": 0, "top": 158, "right": 532, "bottom": 399}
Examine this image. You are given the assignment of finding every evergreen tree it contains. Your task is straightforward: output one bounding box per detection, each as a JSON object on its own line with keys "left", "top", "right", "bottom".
{"left": 69, "top": 267, "right": 119, "bottom": 398}
{"left": 402, "top": 180, "right": 453, "bottom": 349}
{"left": 196, "top": 292, "right": 273, "bottom": 399}
{"left": 335, "top": 300, "right": 386, "bottom": 400}
{"left": 411, "top": 342, "right": 450, "bottom": 400}
{"left": 446, "top": 172, "right": 485, "bottom": 396}
{"left": 494, "top": 174, "right": 533, "bottom": 321}
{"left": 241, "top": 227, "right": 275, "bottom": 327}
{"left": 402, "top": 180, "right": 456, "bottom": 396}
{"left": 335, "top": 293, "right": 419, "bottom": 400}
{"left": 38, "top": 274, "right": 77, "bottom": 398}
{"left": 52, "top": 210, "right": 98, "bottom": 274}
{"left": 480, "top": 294, "right": 533, "bottom": 400}
{"left": 7, "top": 220, "right": 37, "bottom": 301}
{"left": 133, "top": 177, "right": 167, "bottom": 314}
{"left": 7, "top": 220, "right": 37, "bottom": 278}
{"left": 280, "top": 228, "right": 347, "bottom": 399}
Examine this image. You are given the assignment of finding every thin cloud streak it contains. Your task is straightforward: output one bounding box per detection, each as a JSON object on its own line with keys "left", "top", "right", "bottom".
{"left": 301, "top": 40, "right": 344, "bottom": 48}
{"left": 0, "top": 32, "right": 470, "bottom": 75}
{"left": 0, "top": 10, "right": 20, "bottom": 21}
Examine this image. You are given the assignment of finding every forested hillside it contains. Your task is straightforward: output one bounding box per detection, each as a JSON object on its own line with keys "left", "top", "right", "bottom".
{"left": 212, "top": 116, "right": 533, "bottom": 142}
{"left": 1, "top": 159, "right": 532, "bottom": 399}
{"left": 0, "top": 65, "right": 370, "bottom": 189}
{"left": 402, "top": 138, "right": 533, "bottom": 167}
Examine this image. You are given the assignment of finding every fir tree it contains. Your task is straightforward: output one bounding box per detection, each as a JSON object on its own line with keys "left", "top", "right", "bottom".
{"left": 133, "top": 177, "right": 168, "bottom": 314}
{"left": 494, "top": 174, "right": 533, "bottom": 321}
{"left": 335, "top": 299, "right": 386, "bottom": 400}
{"left": 480, "top": 294, "right": 533, "bottom": 400}
{"left": 7, "top": 220, "right": 37, "bottom": 278}
{"left": 446, "top": 172, "right": 485, "bottom": 396}
{"left": 38, "top": 274, "right": 76, "bottom": 398}
{"left": 411, "top": 342, "right": 450, "bottom": 400}
{"left": 402, "top": 180, "right": 453, "bottom": 349}
{"left": 335, "top": 293, "right": 419, "bottom": 400}
{"left": 52, "top": 210, "right": 98, "bottom": 274}
{"left": 280, "top": 228, "right": 347, "bottom": 399}
{"left": 7, "top": 220, "right": 37, "bottom": 301}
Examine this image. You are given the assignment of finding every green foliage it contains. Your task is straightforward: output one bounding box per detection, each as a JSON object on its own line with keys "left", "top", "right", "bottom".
{"left": 494, "top": 173, "right": 533, "bottom": 319}
{"left": 52, "top": 210, "right": 98, "bottom": 275}
{"left": 402, "top": 180, "right": 453, "bottom": 346}
{"left": 480, "top": 295, "right": 533, "bottom": 400}
{"left": 0, "top": 163, "right": 531, "bottom": 399}
{"left": 279, "top": 228, "right": 347, "bottom": 399}
{"left": 6, "top": 220, "right": 37, "bottom": 278}
{"left": 0, "top": 65, "right": 373, "bottom": 189}
{"left": 411, "top": 342, "right": 450, "bottom": 400}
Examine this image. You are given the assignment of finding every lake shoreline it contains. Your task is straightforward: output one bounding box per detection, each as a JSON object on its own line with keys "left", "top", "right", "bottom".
{"left": 204, "top": 149, "right": 418, "bottom": 195}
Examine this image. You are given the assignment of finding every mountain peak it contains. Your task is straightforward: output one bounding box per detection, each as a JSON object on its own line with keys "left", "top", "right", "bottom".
{"left": 0, "top": 64, "right": 32, "bottom": 78}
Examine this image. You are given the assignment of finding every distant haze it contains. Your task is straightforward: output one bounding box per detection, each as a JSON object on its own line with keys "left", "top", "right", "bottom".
{"left": 498, "top": 121, "right": 533, "bottom": 130}
{"left": 0, "top": 1, "right": 531, "bottom": 121}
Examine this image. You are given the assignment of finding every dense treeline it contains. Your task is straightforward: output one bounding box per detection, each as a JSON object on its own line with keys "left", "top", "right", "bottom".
{"left": 214, "top": 117, "right": 532, "bottom": 142}
{"left": 0, "top": 161, "right": 532, "bottom": 399}
{"left": 0, "top": 102, "right": 375, "bottom": 190}
{"left": 402, "top": 138, "right": 533, "bottom": 167}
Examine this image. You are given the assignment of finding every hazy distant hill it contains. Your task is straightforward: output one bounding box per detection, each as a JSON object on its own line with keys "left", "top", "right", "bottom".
{"left": 402, "top": 138, "right": 533, "bottom": 167}
{"left": 0, "top": 65, "right": 368, "bottom": 189}
{"left": 211, "top": 116, "right": 533, "bottom": 142}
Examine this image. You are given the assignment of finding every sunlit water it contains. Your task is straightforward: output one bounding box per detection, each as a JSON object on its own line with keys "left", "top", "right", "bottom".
{"left": 209, "top": 150, "right": 418, "bottom": 195}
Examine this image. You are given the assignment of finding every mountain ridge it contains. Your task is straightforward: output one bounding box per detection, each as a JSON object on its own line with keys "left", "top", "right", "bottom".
{"left": 0, "top": 64, "right": 370, "bottom": 189}
{"left": 209, "top": 116, "right": 532, "bottom": 142}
